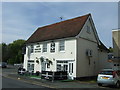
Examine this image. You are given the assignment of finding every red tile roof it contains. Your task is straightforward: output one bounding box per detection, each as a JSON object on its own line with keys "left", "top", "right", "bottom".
{"left": 26, "top": 14, "right": 90, "bottom": 44}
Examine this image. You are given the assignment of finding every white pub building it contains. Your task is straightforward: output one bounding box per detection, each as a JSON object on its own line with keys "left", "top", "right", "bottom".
{"left": 23, "top": 14, "right": 109, "bottom": 80}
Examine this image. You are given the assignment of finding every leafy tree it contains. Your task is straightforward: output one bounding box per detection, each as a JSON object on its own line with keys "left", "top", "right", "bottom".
{"left": 2, "top": 43, "right": 9, "bottom": 62}
{"left": 1, "top": 39, "right": 26, "bottom": 64}
{"left": 109, "top": 47, "right": 113, "bottom": 53}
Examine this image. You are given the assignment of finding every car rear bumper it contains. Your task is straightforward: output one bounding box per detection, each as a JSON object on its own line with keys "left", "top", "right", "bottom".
{"left": 97, "top": 79, "right": 116, "bottom": 85}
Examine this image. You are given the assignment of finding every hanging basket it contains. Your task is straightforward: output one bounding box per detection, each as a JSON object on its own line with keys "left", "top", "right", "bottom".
{"left": 46, "top": 58, "right": 53, "bottom": 65}
{"left": 36, "top": 60, "right": 39, "bottom": 64}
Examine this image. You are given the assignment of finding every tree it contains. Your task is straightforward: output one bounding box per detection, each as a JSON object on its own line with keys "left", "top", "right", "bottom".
{"left": 1, "top": 39, "right": 26, "bottom": 64}
{"left": 8, "top": 39, "right": 26, "bottom": 64}
{"left": 109, "top": 47, "right": 113, "bottom": 53}
{"left": 1, "top": 43, "right": 9, "bottom": 62}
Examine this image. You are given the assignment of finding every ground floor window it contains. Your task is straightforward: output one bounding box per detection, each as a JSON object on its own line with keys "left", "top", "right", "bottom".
{"left": 57, "top": 60, "right": 68, "bottom": 71}
{"left": 57, "top": 64, "right": 62, "bottom": 71}
{"left": 27, "top": 63, "right": 34, "bottom": 71}
{"left": 63, "top": 65, "right": 68, "bottom": 71}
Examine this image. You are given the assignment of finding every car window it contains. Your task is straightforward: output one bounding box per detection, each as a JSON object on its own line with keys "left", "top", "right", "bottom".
{"left": 99, "top": 71, "right": 113, "bottom": 75}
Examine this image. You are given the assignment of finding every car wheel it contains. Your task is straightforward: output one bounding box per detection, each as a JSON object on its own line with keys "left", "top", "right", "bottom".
{"left": 116, "top": 81, "right": 120, "bottom": 88}
{"left": 98, "top": 83, "right": 102, "bottom": 86}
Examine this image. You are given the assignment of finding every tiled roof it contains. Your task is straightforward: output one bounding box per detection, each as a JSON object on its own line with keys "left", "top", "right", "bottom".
{"left": 26, "top": 14, "right": 90, "bottom": 44}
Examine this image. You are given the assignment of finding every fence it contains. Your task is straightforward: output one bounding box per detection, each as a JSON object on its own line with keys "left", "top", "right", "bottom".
{"left": 41, "top": 71, "right": 68, "bottom": 81}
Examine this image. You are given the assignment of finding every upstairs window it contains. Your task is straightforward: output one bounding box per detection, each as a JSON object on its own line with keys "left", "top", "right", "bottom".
{"left": 35, "top": 44, "right": 41, "bottom": 53}
{"left": 87, "top": 26, "right": 91, "bottom": 34}
{"left": 59, "top": 40, "right": 65, "bottom": 51}
{"left": 43, "top": 43, "right": 47, "bottom": 52}
{"left": 50, "top": 42, "right": 55, "bottom": 53}
{"left": 31, "top": 45, "right": 34, "bottom": 53}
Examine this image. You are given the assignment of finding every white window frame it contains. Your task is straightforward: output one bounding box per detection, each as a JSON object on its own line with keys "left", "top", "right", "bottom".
{"left": 43, "top": 43, "right": 47, "bottom": 52}
{"left": 35, "top": 44, "right": 41, "bottom": 53}
{"left": 50, "top": 42, "right": 55, "bottom": 53}
{"left": 59, "top": 40, "right": 65, "bottom": 51}
{"left": 30, "top": 45, "right": 34, "bottom": 53}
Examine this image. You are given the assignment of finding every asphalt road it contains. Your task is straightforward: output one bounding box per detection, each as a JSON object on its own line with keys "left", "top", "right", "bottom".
{"left": 2, "top": 65, "right": 54, "bottom": 89}
{"left": 2, "top": 76, "right": 47, "bottom": 88}
{"left": 1, "top": 65, "right": 120, "bottom": 89}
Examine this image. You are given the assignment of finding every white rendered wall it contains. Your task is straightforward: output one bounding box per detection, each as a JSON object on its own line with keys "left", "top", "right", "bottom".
{"left": 23, "top": 38, "right": 77, "bottom": 77}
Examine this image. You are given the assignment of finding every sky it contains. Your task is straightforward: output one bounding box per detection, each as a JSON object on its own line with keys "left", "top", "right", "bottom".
{"left": 2, "top": 2, "right": 118, "bottom": 47}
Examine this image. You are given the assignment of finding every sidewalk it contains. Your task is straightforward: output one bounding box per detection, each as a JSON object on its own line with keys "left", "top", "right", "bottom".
{"left": 5, "top": 73, "right": 98, "bottom": 88}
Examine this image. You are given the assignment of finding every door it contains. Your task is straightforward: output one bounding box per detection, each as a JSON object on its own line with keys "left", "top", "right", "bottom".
{"left": 68, "top": 62, "right": 74, "bottom": 79}
{"left": 27, "top": 63, "right": 34, "bottom": 72}
{"left": 41, "top": 62, "right": 46, "bottom": 71}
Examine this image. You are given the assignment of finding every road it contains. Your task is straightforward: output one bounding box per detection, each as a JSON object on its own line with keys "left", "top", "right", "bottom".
{"left": 2, "top": 65, "right": 54, "bottom": 89}
{"left": 2, "top": 76, "right": 47, "bottom": 88}
{"left": 1, "top": 65, "right": 120, "bottom": 89}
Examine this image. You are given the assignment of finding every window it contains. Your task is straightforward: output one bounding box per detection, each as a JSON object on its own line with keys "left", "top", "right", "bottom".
{"left": 35, "top": 44, "right": 41, "bottom": 53}
{"left": 57, "top": 64, "right": 61, "bottom": 71}
{"left": 59, "top": 41, "right": 65, "bottom": 51}
{"left": 57, "top": 61, "right": 68, "bottom": 71}
{"left": 50, "top": 42, "right": 55, "bottom": 52}
{"left": 63, "top": 65, "right": 68, "bottom": 71}
{"left": 31, "top": 45, "right": 34, "bottom": 53}
{"left": 28, "top": 60, "right": 34, "bottom": 63}
{"left": 99, "top": 71, "right": 113, "bottom": 75}
{"left": 87, "top": 26, "right": 91, "bottom": 34}
{"left": 43, "top": 43, "right": 47, "bottom": 52}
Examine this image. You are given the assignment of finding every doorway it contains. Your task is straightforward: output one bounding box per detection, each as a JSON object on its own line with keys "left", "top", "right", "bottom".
{"left": 68, "top": 62, "right": 74, "bottom": 79}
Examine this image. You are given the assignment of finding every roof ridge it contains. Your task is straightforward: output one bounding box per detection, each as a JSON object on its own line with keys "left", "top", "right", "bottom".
{"left": 37, "top": 13, "right": 91, "bottom": 30}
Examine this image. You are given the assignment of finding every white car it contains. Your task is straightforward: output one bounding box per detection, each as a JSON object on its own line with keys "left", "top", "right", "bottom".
{"left": 97, "top": 69, "right": 120, "bottom": 88}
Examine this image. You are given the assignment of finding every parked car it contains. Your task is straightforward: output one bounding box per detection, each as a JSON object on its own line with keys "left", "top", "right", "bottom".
{"left": 97, "top": 69, "right": 120, "bottom": 88}
{"left": 2, "top": 62, "right": 7, "bottom": 68}
{"left": 18, "top": 67, "right": 26, "bottom": 75}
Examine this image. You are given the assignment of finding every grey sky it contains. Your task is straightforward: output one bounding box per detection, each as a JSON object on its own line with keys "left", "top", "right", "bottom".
{"left": 2, "top": 2, "right": 118, "bottom": 47}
